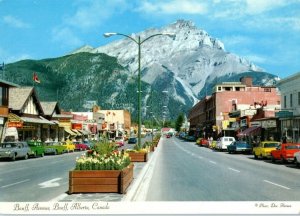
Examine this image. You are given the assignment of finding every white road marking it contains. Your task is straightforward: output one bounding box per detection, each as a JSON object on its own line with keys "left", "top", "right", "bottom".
{"left": 209, "top": 160, "right": 217, "bottom": 164}
{"left": 228, "top": 167, "right": 240, "bottom": 173}
{"left": 1, "top": 179, "right": 30, "bottom": 188}
{"left": 39, "top": 178, "right": 62, "bottom": 188}
{"left": 263, "top": 180, "right": 290, "bottom": 190}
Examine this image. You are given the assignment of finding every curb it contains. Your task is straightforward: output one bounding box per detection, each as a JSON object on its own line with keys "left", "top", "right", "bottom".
{"left": 122, "top": 138, "right": 163, "bottom": 201}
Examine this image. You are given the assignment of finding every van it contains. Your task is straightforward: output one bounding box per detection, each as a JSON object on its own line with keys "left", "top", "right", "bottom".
{"left": 216, "top": 136, "right": 235, "bottom": 151}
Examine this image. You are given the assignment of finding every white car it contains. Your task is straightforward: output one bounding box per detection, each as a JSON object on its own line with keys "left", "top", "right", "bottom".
{"left": 294, "top": 151, "right": 300, "bottom": 167}
{"left": 216, "top": 137, "right": 236, "bottom": 151}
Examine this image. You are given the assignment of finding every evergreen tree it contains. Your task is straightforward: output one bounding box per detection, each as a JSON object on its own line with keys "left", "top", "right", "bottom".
{"left": 175, "top": 113, "right": 184, "bottom": 132}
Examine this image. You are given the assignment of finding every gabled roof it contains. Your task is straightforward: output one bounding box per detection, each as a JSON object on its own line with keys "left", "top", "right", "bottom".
{"left": 9, "top": 87, "right": 44, "bottom": 114}
{"left": 40, "top": 102, "right": 61, "bottom": 116}
{"left": 0, "top": 79, "right": 20, "bottom": 87}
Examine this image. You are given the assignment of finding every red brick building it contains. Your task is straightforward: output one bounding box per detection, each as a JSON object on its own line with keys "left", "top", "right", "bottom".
{"left": 188, "top": 77, "right": 281, "bottom": 140}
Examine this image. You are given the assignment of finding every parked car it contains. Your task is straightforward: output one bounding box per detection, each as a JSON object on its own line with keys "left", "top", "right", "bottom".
{"left": 27, "top": 140, "right": 45, "bottom": 157}
{"left": 185, "top": 135, "right": 196, "bottom": 142}
{"left": 61, "top": 141, "right": 75, "bottom": 153}
{"left": 216, "top": 137, "right": 235, "bottom": 151}
{"left": 227, "top": 141, "right": 252, "bottom": 154}
{"left": 73, "top": 141, "right": 89, "bottom": 151}
{"left": 253, "top": 141, "right": 280, "bottom": 159}
{"left": 294, "top": 151, "right": 300, "bottom": 167}
{"left": 128, "top": 137, "right": 137, "bottom": 144}
{"left": 43, "top": 141, "right": 66, "bottom": 155}
{"left": 271, "top": 143, "right": 300, "bottom": 163}
{"left": 0, "top": 142, "right": 31, "bottom": 161}
{"left": 115, "top": 136, "right": 125, "bottom": 147}
{"left": 83, "top": 140, "right": 94, "bottom": 149}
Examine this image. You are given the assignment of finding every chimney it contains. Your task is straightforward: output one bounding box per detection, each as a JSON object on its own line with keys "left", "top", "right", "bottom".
{"left": 240, "top": 76, "right": 253, "bottom": 87}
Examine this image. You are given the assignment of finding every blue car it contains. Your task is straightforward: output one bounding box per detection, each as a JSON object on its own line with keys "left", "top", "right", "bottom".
{"left": 128, "top": 137, "right": 137, "bottom": 144}
{"left": 227, "top": 141, "right": 252, "bottom": 154}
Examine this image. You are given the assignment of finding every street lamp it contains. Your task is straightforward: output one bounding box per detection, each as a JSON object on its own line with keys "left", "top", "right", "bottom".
{"left": 104, "top": 32, "right": 175, "bottom": 147}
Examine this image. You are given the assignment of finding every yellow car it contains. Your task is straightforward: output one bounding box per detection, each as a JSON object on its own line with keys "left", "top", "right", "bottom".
{"left": 253, "top": 141, "right": 280, "bottom": 159}
{"left": 61, "top": 140, "right": 75, "bottom": 153}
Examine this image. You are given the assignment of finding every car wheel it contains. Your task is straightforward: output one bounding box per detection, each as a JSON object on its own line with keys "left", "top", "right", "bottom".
{"left": 295, "top": 158, "right": 300, "bottom": 167}
{"left": 41, "top": 152, "right": 44, "bottom": 157}
{"left": 11, "top": 154, "right": 16, "bottom": 161}
{"left": 24, "top": 154, "right": 28, "bottom": 160}
{"left": 254, "top": 154, "right": 258, "bottom": 159}
{"left": 271, "top": 155, "right": 275, "bottom": 163}
{"left": 80, "top": 148, "right": 83, "bottom": 151}
{"left": 54, "top": 150, "right": 58, "bottom": 155}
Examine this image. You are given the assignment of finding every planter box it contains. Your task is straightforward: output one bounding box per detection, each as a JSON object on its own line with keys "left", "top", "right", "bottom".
{"left": 128, "top": 152, "right": 148, "bottom": 162}
{"left": 150, "top": 146, "right": 155, "bottom": 152}
{"left": 69, "top": 163, "right": 134, "bottom": 194}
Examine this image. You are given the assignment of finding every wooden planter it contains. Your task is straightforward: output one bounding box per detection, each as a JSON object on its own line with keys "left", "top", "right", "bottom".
{"left": 69, "top": 163, "right": 134, "bottom": 194}
{"left": 128, "top": 152, "right": 148, "bottom": 162}
{"left": 150, "top": 146, "right": 155, "bottom": 152}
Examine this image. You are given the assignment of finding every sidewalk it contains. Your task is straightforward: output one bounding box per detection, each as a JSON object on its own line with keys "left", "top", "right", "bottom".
{"left": 56, "top": 140, "right": 161, "bottom": 202}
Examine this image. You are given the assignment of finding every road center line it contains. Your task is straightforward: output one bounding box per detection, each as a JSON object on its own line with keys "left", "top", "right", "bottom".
{"left": 1, "top": 179, "right": 30, "bottom": 188}
{"left": 228, "top": 167, "right": 240, "bottom": 173}
{"left": 263, "top": 180, "right": 290, "bottom": 190}
{"left": 209, "top": 160, "right": 217, "bottom": 164}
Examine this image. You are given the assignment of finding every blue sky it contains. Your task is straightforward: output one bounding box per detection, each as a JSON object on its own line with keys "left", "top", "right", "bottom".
{"left": 0, "top": 0, "right": 299, "bottom": 78}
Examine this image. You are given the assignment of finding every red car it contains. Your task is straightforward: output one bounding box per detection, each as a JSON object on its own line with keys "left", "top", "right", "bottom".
{"left": 73, "top": 141, "right": 89, "bottom": 151}
{"left": 271, "top": 143, "right": 300, "bottom": 163}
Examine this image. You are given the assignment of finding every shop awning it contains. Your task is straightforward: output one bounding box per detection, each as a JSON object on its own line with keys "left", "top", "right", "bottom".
{"left": 72, "top": 129, "right": 82, "bottom": 136}
{"left": 21, "top": 116, "right": 55, "bottom": 125}
{"left": 237, "top": 126, "right": 261, "bottom": 137}
{"left": 64, "top": 128, "right": 77, "bottom": 136}
{"left": 79, "top": 130, "right": 90, "bottom": 135}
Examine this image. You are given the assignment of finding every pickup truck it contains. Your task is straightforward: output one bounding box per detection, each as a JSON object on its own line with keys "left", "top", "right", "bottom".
{"left": 253, "top": 141, "right": 280, "bottom": 159}
{"left": 271, "top": 143, "right": 300, "bottom": 163}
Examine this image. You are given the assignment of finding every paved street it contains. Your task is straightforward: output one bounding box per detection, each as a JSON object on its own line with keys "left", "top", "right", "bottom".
{"left": 146, "top": 137, "right": 300, "bottom": 201}
{"left": 1, "top": 136, "right": 300, "bottom": 203}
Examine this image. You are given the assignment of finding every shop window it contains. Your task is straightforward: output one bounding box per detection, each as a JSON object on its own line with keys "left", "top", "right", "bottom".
{"left": 284, "top": 95, "right": 287, "bottom": 108}
{"left": 0, "top": 87, "right": 8, "bottom": 106}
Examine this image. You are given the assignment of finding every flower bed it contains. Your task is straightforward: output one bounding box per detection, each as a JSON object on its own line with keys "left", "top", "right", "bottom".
{"left": 69, "top": 163, "right": 133, "bottom": 194}
{"left": 69, "top": 147, "right": 133, "bottom": 194}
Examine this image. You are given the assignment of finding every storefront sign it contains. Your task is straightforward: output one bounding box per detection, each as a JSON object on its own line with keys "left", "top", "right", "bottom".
{"left": 8, "top": 122, "right": 23, "bottom": 128}
{"left": 7, "top": 113, "right": 23, "bottom": 128}
{"left": 240, "top": 119, "right": 247, "bottom": 127}
{"left": 250, "top": 121, "right": 261, "bottom": 127}
{"left": 85, "top": 119, "right": 96, "bottom": 123}
{"left": 244, "top": 109, "right": 257, "bottom": 116}
{"left": 72, "top": 123, "right": 82, "bottom": 130}
{"left": 262, "top": 120, "right": 277, "bottom": 128}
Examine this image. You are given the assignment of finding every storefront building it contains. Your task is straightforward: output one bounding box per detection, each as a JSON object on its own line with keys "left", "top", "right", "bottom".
{"left": 8, "top": 87, "right": 54, "bottom": 141}
{"left": 0, "top": 79, "right": 19, "bottom": 142}
{"left": 277, "top": 71, "right": 300, "bottom": 143}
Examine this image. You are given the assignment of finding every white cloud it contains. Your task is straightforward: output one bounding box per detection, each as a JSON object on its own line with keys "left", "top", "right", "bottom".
{"left": 52, "top": 27, "right": 82, "bottom": 48}
{"left": 245, "top": 0, "right": 288, "bottom": 14}
{"left": 3, "top": 15, "right": 30, "bottom": 28}
{"left": 137, "top": 0, "right": 207, "bottom": 15}
{"left": 66, "top": 0, "right": 128, "bottom": 30}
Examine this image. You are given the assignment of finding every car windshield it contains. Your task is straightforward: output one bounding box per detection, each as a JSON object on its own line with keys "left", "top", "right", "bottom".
{"left": 264, "top": 143, "right": 279, "bottom": 148}
{"left": 1, "top": 143, "right": 17, "bottom": 148}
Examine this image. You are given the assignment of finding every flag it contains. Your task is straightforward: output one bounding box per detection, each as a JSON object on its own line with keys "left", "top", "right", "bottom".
{"left": 0, "top": 63, "right": 4, "bottom": 71}
{"left": 33, "top": 72, "right": 40, "bottom": 83}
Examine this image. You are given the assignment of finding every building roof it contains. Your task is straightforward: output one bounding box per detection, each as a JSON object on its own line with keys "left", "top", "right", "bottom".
{"left": 40, "top": 102, "right": 60, "bottom": 116}
{"left": 0, "top": 79, "right": 20, "bottom": 87}
{"left": 9, "top": 86, "right": 43, "bottom": 114}
{"left": 277, "top": 71, "right": 300, "bottom": 86}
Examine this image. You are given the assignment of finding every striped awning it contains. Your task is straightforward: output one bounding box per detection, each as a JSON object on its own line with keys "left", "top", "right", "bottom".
{"left": 64, "top": 128, "right": 76, "bottom": 136}
{"left": 72, "top": 129, "right": 82, "bottom": 136}
{"left": 237, "top": 126, "right": 261, "bottom": 137}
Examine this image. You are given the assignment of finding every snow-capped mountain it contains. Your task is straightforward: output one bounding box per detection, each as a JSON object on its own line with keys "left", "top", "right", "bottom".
{"left": 72, "top": 20, "right": 265, "bottom": 106}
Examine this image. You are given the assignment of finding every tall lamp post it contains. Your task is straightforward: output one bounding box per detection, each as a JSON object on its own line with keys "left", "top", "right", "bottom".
{"left": 104, "top": 32, "right": 175, "bottom": 147}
